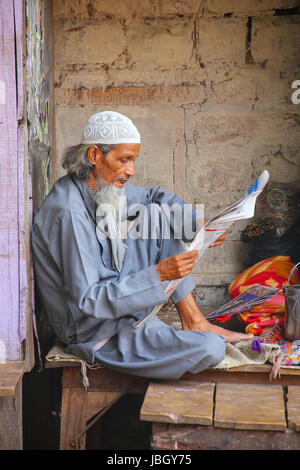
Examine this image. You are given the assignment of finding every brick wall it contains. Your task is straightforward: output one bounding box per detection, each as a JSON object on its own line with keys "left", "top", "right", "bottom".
{"left": 52, "top": 0, "right": 300, "bottom": 303}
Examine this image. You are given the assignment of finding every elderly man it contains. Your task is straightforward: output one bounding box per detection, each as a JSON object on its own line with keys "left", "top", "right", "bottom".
{"left": 32, "top": 111, "right": 252, "bottom": 379}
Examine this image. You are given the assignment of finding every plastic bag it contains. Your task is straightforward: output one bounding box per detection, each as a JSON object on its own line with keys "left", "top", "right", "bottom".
{"left": 241, "top": 182, "right": 300, "bottom": 267}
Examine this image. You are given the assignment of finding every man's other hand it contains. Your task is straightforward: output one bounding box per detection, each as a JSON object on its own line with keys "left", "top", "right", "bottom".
{"left": 155, "top": 250, "right": 199, "bottom": 282}
{"left": 202, "top": 219, "right": 226, "bottom": 248}
{"left": 209, "top": 232, "right": 226, "bottom": 248}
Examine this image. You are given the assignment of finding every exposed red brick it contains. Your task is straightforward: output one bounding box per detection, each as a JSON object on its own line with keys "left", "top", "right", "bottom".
{"left": 54, "top": 85, "right": 206, "bottom": 107}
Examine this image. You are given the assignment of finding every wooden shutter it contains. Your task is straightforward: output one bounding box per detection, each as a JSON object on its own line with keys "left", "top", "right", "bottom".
{"left": 0, "top": 0, "right": 33, "bottom": 366}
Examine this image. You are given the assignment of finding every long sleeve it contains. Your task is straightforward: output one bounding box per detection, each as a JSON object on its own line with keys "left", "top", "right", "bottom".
{"left": 48, "top": 210, "right": 168, "bottom": 321}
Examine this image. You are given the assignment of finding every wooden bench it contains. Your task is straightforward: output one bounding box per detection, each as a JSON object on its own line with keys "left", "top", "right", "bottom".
{"left": 45, "top": 308, "right": 300, "bottom": 450}
{"left": 45, "top": 356, "right": 300, "bottom": 450}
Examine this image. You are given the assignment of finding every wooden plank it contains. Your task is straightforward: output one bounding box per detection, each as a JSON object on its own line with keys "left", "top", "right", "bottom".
{"left": 214, "top": 383, "right": 286, "bottom": 431}
{"left": 0, "top": 374, "right": 22, "bottom": 398}
{"left": 0, "top": 380, "right": 22, "bottom": 449}
{"left": 287, "top": 385, "right": 300, "bottom": 431}
{"left": 0, "top": 362, "right": 24, "bottom": 397}
{"left": 140, "top": 380, "right": 215, "bottom": 426}
{"left": 45, "top": 360, "right": 82, "bottom": 368}
{"left": 13, "top": 0, "right": 24, "bottom": 121}
{"left": 183, "top": 368, "right": 300, "bottom": 386}
{"left": 60, "top": 387, "right": 87, "bottom": 450}
{"left": 15, "top": 0, "right": 35, "bottom": 369}
{"left": 19, "top": 125, "right": 35, "bottom": 372}
{"left": 86, "top": 391, "right": 122, "bottom": 421}
{"left": 151, "top": 423, "right": 300, "bottom": 451}
{"left": 60, "top": 367, "right": 87, "bottom": 449}
{"left": 61, "top": 366, "right": 147, "bottom": 393}
{"left": 0, "top": 0, "right": 21, "bottom": 360}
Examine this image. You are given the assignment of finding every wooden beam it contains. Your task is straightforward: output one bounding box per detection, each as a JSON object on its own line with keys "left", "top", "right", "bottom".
{"left": 0, "top": 362, "right": 25, "bottom": 397}
{"left": 0, "top": 0, "right": 21, "bottom": 360}
{"left": 287, "top": 385, "right": 300, "bottom": 431}
{"left": 60, "top": 387, "right": 87, "bottom": 450}
{"left": 151, "top": 423, "right": 300, "bottom": 450}
{"left": 183, "top": 367, "right": 300, "bottom": 385}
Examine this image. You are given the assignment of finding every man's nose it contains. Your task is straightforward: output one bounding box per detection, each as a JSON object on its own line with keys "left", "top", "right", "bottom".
{"left": 125, "top": 161, "right": 135, "bottom": 177}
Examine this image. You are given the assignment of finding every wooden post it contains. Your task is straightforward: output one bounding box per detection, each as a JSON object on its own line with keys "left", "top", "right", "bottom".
{"left": 59, "top": 366, "right": 135, "bottom": 450}
{"left": 0, "top": 382, "right": 22, "bottom": 450}
{"left": 0, "top": 0, "right": 34, "bottom": 449}
{"left": 0, "top": 0, "right": 20, "bottom": 360}
{"left": 60, "top": 387, "right": 88, "bottom": 450}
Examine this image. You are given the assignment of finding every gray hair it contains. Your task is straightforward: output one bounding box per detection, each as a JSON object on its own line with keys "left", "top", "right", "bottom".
{"left": 62, "top": 143, "right": 116, "bottom": 180}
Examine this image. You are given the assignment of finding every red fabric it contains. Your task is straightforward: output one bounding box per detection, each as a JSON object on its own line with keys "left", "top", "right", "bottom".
{"left": 225, "top": 256, "right": 300, "bottom": 335}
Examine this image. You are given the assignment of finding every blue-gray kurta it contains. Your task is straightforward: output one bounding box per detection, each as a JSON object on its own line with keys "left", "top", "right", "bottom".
{"left": 31, "top": 175, "right": 225, "bottom": 379}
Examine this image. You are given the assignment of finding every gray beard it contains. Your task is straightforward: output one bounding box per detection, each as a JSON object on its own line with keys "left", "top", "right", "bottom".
{"left": 93, "top": 177, "right": 128, "bottom": 273}
{"left": 93, "top": 177, "right": 127, "bottom": 218}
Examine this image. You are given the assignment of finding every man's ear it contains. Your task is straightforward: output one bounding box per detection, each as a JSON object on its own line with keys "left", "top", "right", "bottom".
{"left": 87, "top": 145, "right": 101, "bottom": 165}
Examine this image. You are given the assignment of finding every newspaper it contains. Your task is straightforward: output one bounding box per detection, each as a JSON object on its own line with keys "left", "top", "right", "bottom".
{"left": 205, "top": 285, "right": 280, "bottom": 323}
{"left": 133, "top": 170, "right": 270, "bottom": 328}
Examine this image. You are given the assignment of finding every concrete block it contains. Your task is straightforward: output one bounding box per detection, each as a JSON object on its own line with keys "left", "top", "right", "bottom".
{"left": 54, "top": 20, "right": 126, "bottom": 65}
{"left": 210, "top": 61, "right": 300, "bottom": 110}
{"left": 195, "top": 18, "right": 247, "bottom": 65}
{"left": 258, "top": 59, "right": 300, "bottom": 110}
{"left": 252, "top": 16, "right": 300, "bottom": 63}
{"left": 126, "top": 18, "right": 199, "bottom": 85}
{"left": 210, "top": 66, "right": 267, "bottom": 106}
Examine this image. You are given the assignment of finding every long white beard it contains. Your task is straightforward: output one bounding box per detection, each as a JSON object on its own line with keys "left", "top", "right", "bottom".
{"left": 94, "top": 182, "right": 127, "bottom": 220}
{"left": 94, "top": 179, "right": 128, "bottom": 273}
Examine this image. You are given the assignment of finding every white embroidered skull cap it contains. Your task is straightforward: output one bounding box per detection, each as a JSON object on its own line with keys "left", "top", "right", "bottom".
{"left": 81, "top": 111, "right": 141, "bottom": 145}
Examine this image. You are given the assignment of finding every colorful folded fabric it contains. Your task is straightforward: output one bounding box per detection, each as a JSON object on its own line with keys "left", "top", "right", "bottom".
{"left": 280, "top": 340, "right": 300, "bottom": 366}
{"left": 229, "top": 255, "right": 299, "bottom": 314}
{"left": 240, "top": 312, "right": 285, "bottom": 335}
{"left": 227, "top": 256, "right": 300, "bottom": 335}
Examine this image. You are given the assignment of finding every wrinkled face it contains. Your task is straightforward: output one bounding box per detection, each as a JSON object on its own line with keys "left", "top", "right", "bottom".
{"left": 88, "top": 143, "right": 140, "bottom": 189}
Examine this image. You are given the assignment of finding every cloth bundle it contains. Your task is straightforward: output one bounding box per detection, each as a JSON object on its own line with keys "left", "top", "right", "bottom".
{"left": 228, "top": 255, "right": 300, "bottom": 335}
{"left": 252, "top": 324, "right": 300, "bottom": 375}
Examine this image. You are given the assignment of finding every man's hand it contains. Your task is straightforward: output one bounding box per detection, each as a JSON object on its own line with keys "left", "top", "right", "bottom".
{"left": 155, "top": 250, "right": 198, "bottom": 282}
{"left": 202, "top": 219, "right": 226, "bottom": 248}
{"left": 209, "top": 232, "right": 226, "bottom": 248}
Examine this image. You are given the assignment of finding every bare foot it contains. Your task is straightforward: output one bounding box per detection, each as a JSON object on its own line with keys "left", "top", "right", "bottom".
{"left": 182, "top": 317, "right": 253, "bottom": 344}
{"left": 176, "top": 293, "right": 253, "bottom": 344}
